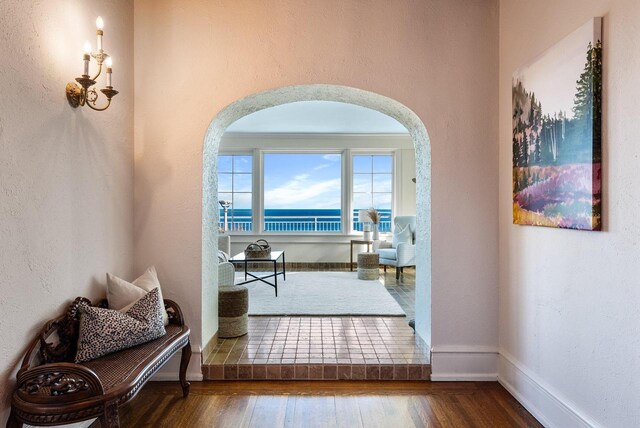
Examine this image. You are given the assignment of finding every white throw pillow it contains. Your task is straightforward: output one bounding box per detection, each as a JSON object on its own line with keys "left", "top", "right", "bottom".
{"left": 106, "top": 266, "right": 169, "bottom": 326}
{"left": 392, "top": 224, "right": 412, "bottom": 249}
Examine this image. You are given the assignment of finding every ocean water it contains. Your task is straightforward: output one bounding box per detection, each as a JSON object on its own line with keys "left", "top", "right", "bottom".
{"left": 219, "top": 209, "right": 392, "bottom": 232}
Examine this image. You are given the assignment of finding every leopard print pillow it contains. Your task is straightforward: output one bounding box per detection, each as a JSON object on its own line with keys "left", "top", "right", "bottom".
{"left": 75, "top": 288, "right": 166, "bottom": 363}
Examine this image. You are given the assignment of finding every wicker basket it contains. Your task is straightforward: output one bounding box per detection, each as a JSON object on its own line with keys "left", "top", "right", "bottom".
{"left": 244, "top": 239, "right": 271, "bottom": 258}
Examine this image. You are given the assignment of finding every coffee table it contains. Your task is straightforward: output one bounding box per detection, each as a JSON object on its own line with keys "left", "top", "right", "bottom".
{"left": 230, "top": 250, "right": 285, "bottom": 296}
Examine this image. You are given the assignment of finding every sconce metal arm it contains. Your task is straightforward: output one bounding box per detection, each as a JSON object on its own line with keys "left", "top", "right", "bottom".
{"left": 90, "top": 63, "right": 103, "bottom": 82}
{"left": 85, "top": 98, "right": 112, "bottom": 112}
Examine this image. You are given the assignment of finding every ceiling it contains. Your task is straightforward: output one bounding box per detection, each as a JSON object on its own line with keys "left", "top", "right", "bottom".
{"left": 225, "top": 101, "right": 408, "bottom": 134}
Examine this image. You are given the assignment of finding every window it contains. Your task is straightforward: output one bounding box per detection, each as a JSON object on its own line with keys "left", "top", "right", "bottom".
{"left": 217, "top": 150, "right": 398, "bottom": 235}
{"left": 263, "top": 153, "right": 342, "bottom": 232}
{"left": 218, "top": 154, "right": 252, "bottom": 231}
{"left": 352, "top": 154, "right": 393, "bottom": 232}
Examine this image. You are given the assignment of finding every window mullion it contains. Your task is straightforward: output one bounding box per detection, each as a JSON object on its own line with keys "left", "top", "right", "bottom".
{"left": 393, "top": 150, "right": 398, "bottom": 220}
{"left": 230, "top": 159, "right": 235, "bottom": 226}
{"left": 344, "top": 149, "right": 351, "bottom": 234}
{"left": 253, "top": 148, "right": 262, "bottom": 234}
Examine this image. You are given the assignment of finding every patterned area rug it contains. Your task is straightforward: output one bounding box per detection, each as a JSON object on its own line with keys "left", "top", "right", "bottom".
{"left": 238, "top": 271, "right": 405, "bottom": 316}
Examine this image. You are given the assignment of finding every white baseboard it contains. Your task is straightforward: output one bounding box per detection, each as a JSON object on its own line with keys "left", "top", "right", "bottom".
{"left": 151, "top": 351, "right": 203, "bottom": 382}
{"left": 498, "top": 352, "right": 600, "bottom": 428}
{"left": 430, "top": 345, "right": 498, "bottom": 381}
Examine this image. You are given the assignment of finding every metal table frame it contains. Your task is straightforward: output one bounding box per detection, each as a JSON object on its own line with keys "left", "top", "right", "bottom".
{"left": 231, "top": 250, "right": 285, "bottom": 296}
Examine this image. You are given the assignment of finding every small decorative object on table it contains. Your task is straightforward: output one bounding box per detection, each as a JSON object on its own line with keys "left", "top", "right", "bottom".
{"left": 244, "top": 239, "right": 271, "bottom": 258}
{"left": 367, "top": 207, "right": 381, "bottom": 240}
{"left": 358, "top": 209, "right": 372, "bottom": 240}
{"left": 363, "top": 226, "right": 371, "bottom": 241}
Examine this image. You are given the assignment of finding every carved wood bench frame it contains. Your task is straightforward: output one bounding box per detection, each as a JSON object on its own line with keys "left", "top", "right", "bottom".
{"left": 7, "top": 297, "right": 191, "bottom": 428}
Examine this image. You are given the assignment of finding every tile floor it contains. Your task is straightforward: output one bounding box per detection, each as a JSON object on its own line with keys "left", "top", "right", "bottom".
{"left": 380, "top": 267, "right": 416, "bottom": 319}
{"left": 203, "top": 266, "right": 428, "bottom": 381}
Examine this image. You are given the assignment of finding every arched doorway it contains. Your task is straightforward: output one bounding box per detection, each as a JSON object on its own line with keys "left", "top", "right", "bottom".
{"left": 202, "top": 84, "right": 432, "bottom": 351}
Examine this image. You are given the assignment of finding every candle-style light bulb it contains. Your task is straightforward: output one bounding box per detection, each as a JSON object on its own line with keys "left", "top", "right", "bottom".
{"left": 96, "top": 16, "right": 104, "bottom": 51}
{"left": 82, "top": 41, "right": 91, "bottom": 76}
{"left": 105, "top": 57, "right": 113, "bottom": 87}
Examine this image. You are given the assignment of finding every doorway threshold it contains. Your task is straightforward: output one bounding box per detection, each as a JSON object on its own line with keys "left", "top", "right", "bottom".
{"left": 202, "top": 316, "right": 430, "bottom": 381}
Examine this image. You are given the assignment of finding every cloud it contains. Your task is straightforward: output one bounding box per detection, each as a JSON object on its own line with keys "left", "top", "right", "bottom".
{"left": 264, "top": 175, "right": 341, "bottom": 209}
{"left": 353, "top": 182, "right": 370, "bottom": 193}
{"left": 312, "top": 154, "right": 342, "bottom": 171}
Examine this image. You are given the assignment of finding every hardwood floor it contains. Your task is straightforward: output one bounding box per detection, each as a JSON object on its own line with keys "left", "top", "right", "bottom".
{"left": 110, "top": 381, "right": 542, "bottom": 427}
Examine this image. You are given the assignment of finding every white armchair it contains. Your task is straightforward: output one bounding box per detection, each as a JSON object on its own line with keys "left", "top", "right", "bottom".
{"left": 219, "top": 261, "right": 236, "bottom": 287}
{"left": 373, "top": 216, "right": 416, "bottom": 280}
{"left": 218, "top": 234, "right": 234, "bottom": 286}
{"left": 218, "top": 234, "right": 231, "bottom": 257}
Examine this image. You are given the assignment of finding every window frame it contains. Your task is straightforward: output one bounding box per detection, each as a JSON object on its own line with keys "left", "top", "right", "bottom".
{"left": 349, "top": 150, "right": 396, "bottom": 234}
{"left": 260, "top": 149, "right": 344, "bottom": 235}
{"left": 217, "top": 151, "right": 255, "bottom": 234}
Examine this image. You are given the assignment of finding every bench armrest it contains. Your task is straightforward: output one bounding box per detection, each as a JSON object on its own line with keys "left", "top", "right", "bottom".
{"left": 164, "top": 299, "right": 186, "bottom": 326}
{"left": 16, "top": 362, "right": 104, "bottom": 404}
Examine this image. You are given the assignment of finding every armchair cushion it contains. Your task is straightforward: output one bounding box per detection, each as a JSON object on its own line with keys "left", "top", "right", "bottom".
{"left": 392, "top": 224, "right": 412, "bottom": 248}
{"left": 373, "top": 240, "right": 392, "bottom": 252}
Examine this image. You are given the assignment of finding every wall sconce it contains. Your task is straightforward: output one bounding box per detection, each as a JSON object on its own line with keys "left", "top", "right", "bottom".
{"left": 66, "top": 16, "right": 118, "bottom": 111}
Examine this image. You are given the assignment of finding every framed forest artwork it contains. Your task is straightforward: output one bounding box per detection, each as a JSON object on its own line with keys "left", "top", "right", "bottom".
{"left": 512, "top": 18, "right": 602, "bottom": 231}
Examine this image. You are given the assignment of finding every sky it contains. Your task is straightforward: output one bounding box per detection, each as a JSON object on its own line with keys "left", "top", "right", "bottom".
{"left": 263, "top": 153, "right": 342, "bottom": 209}
{"left": 512, "top": 18, "right": 600, "bottom": 119}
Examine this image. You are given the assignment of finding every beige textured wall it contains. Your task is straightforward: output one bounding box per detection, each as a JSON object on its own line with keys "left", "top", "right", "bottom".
{"left": 134, "top": 0, "right": 499, "bottom": 372}
{"left": 0, "top": 0, "right": 134, "bottom": 424}
{"left": 499, "top": 0, "right": 640, "bottom": 426}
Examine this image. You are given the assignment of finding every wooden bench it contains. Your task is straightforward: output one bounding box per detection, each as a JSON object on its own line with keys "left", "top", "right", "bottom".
{"left": 7, "top": 297, "right": 191, "bottom": 428}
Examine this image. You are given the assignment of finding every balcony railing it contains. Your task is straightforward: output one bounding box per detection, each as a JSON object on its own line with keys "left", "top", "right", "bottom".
{"left": 264, "top": 215, "right": 343, "bottom": 232}
{"left": 219, "top": 214, "right": 392, "bottom": 233}
{"left": 220, "top": 216, "right": 253, "bottom": 232}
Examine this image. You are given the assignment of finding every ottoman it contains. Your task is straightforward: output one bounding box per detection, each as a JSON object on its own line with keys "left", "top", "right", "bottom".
{"left": 357, "top": 252, "right": 380, "bottom": 280}
{"left": 218, "top": 285, "right": 249, "bottom": 338}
